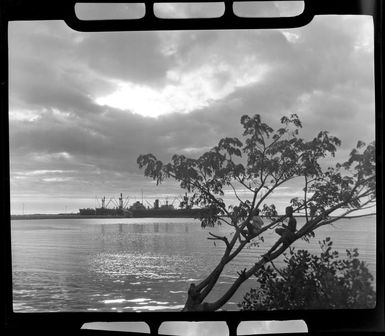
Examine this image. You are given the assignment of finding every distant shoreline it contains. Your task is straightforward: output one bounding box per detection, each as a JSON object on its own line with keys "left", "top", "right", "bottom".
{"left": 11, "top": 208, "right": 208, "bottom": 220}
{"left": 11, "top": 213, "right": 375, "bottom": 221}
{"left": 11, "top": 214, "right": 128, "bottom": 220}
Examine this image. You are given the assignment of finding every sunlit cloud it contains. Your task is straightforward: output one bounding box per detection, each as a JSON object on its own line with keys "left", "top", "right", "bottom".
{"left": 343, "top": 16, "right": 374, "bottom": 53}
{"left": 180, "top": 146, "right": 212, "bottom": 154}
{"left": 95, "top": 61, "right": 269, "bottom": 117}
{"left": 13, "top": 169, "right": 75, "bottom": 176}
{"left": 282, "top": 31, "right": 301, "bottom": 43}
{"left": 33, "top": 152, "right": 73, "bottom": 162}
{"left": 41, "top": 177, "right": 73, "bottom": 183}
{"left": 9, "top": 109, "right": 42, "bottom": 122}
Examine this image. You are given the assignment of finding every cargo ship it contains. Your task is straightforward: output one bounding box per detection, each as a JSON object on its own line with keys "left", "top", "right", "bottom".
{"left": 78, "top": 193, "right": 133, "bottom": 217}
{"left": 78, "top": 193, "right": 208, "bottom": 218}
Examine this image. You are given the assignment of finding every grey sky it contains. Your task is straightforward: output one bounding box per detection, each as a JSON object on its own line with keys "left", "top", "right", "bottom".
{"left": 9, "top": 12, "right": 375, "bottom": 214}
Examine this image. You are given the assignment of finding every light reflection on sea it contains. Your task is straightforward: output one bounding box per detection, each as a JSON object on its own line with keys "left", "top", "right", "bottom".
{"left": 11, "top": 216, "right": 376, "bottom": 312}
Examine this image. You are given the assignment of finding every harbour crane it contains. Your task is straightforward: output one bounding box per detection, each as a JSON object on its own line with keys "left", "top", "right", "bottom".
{"left": 123, "top": 195, "right": 130, "bottom": 208}
{"left": 96, "top": 196, "right": 107, "bottom": 209}
{"left": 170, "top": 197, "right": 179, "bottom": 206}
{"left": 105, "top": 197, "right": 114, "bottom": 208}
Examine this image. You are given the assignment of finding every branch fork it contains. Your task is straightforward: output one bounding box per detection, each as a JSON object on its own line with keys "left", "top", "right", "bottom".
{"left": 208, "top": 232, "right": 230, "bottom": 248}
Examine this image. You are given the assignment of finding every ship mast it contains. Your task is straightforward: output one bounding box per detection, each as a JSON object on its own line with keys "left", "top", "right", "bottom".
{"left": 101, "top": 196, "right": 106, "bottom": 209}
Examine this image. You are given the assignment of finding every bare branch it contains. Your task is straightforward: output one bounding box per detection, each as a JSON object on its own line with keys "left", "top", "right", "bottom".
{"left": 343, "top": 212, "right": 376, "bottom": 219}
{"left": 218, "top": 217, "right": 234, "bottom": 227}
{"left": 207, "top": 238, "right": 292, "bottom": 311}
{"left": 236, "top": 176, "right": 255, "bottom": 192}
{"left": 228, "top": 181, "right": 245, "bottom": 205}
{"left": 297, "top": 195, "right": 375, "bottom": 235}
{"left": 304, "top": 175, "right": 309, "bottom": 223}
{"left": 207, "top": 232, "right": 230, "bottom": 249}
{"left": 256, "top": 175, "right": 298, "bottom": 209}
{"left": 237, "top": 268, "right": 247, "bottom": 278}
{"left": 270, "top": 260, "right": 288, "bottom": 281}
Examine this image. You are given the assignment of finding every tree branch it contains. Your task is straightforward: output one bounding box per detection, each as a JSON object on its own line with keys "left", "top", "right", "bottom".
{"left": 206, "top": 238, "right": 292, "bottom": 311}
{"left": 228, "top": 181, "right": 245, "bottom": 206}
{"left": 270, "top": 260, "right": 288, "bottom": 281}
{"left": 304, "top": 175, "right": 309, "bottom": 223}
{"left": 208, "top": 232, "right": 230, "bottom": 249}
{"left": 297, "top": 192, "right": 375, "bottom": 236}
{"left": 256, "top": 175, "right": 299, "bottom": 209}
{"left": 236, "top": 176, "right": 255, "bottom": 192}
{"left": 218, "top": 217, "right": 234, "bottom": 227}
{"left": 343, "top": 212, "right": 376, "bottom": 219}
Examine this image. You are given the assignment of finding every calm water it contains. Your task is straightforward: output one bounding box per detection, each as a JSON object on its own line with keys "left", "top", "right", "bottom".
{"left": 11, "top": 216, "right": 376, "bottom": 312}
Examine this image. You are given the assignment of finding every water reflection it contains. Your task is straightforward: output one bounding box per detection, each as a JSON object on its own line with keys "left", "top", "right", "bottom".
{"left": 132, "top": 223, "right": 143, "bottom": 233}
{"left": 97, "top": 222, "right": 193, "bottom": 236}
{"left": 11, "top": 217, "right": 376, "bottom": 312}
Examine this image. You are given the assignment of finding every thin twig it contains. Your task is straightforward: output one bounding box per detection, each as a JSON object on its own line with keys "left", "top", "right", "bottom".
{"left": 208, "top": 232, "right": 230, "bottom": 249}
{"left": 270, "top": 260, "right": 288, "bottom": 281}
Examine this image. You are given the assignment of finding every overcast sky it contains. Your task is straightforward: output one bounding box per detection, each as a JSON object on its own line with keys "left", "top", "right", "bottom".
{"left": 8, "top": 3, "right": 375, "bottom": 214}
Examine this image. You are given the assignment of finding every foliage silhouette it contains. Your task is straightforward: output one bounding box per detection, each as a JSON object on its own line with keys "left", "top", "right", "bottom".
{"left": 137, "top": 114, "right": 376, "bottom": 311}
{"left": 239, "top": 238, "right": 376, "bottom": 310}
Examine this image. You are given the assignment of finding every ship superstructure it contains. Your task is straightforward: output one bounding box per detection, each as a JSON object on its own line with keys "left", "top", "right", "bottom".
{"left": 79, "top": 193, "right": 132, "bottom": 217}
{"left": 78, "top": 193, "right": 206, "bottom": 218}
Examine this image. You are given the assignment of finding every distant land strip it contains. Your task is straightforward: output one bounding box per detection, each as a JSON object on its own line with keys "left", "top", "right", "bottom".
{"left": 10, "top": 208, "right": 210, "bottom": 220}
{"left": 11, "top": 212, "right": 375, "bottom": 221}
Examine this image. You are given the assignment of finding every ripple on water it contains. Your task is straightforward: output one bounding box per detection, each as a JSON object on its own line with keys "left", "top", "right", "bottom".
{"left": 102, "top": 298, "right": 150, "bottom": 304}
{"left": 100, "top": 296, "right": 184, "bottom": 312}
{"left": 12, "top": 217, "right": 376, "bottom": 312}
{"left": 89, "top": 252, "right": 204, "bottom": 282}
{"left": 129, "top": 304, "right": 184, "bottom": 312}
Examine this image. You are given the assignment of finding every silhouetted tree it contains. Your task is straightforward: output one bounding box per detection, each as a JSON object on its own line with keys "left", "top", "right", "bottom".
{"left": 137, "top": 114, "right": 375, "bottom": 311}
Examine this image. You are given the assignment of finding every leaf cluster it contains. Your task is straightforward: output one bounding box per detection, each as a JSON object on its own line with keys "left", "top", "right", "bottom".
{"left": 239, "top": 238, "right": 376, "bottom": 310}
{"left": 138, "top": 114, "right": 375, "bottom": 236}
{"left": 306, "top": 141, "right": 376, "bottom": 218}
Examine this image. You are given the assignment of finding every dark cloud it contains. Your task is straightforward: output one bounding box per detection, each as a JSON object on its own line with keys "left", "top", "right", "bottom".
{"left": 77, "top": 31, "right": 174, "bottom": 85}
{"left": 10, "top": 58, "right": 101, "bottom": 115}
